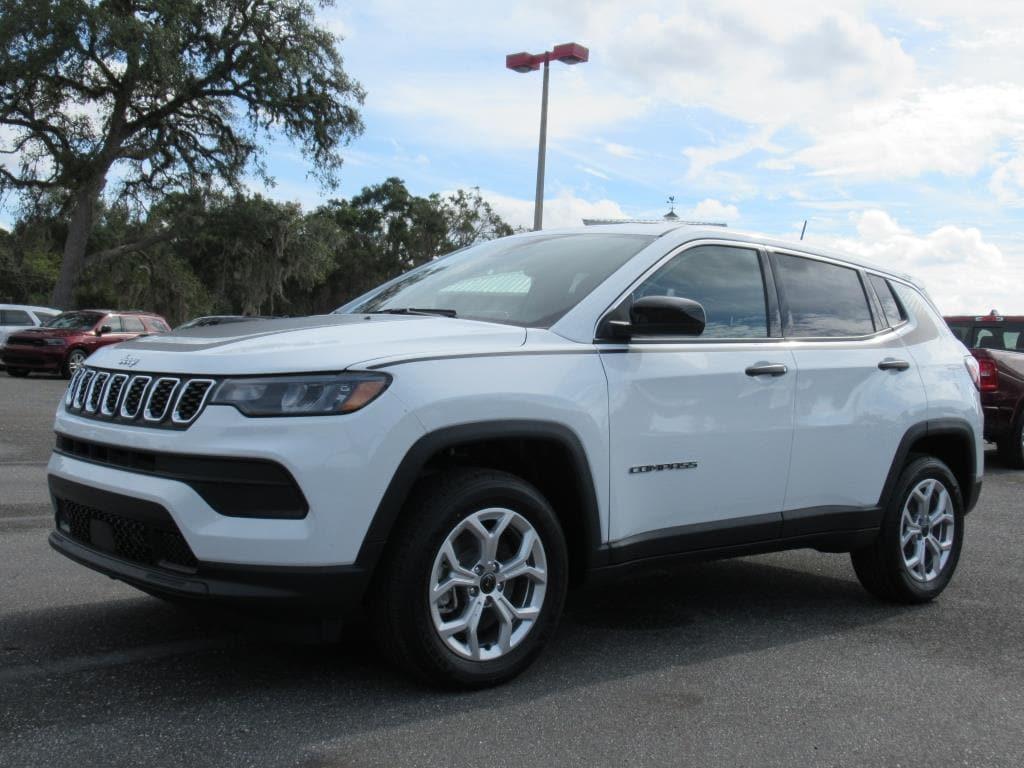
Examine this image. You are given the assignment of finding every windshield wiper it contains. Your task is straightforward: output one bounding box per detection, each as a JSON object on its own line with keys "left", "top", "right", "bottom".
{"left": 369, "top": 307, "right": 458, "bottom": 318}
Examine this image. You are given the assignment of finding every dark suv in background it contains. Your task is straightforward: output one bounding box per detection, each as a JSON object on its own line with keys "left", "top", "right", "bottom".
{"left": 945, "top": 312, "right": 1024, "bottom": 467}
{"left": 1, "top": 310, "right": 169, "bottom": 378}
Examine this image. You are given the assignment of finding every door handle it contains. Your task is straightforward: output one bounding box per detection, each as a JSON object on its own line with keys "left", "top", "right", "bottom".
{"left": 745, "top": 363, "right": 789, "bottom": 377}
{"left": 878, "top": 358, "right": 910, "bottom": 371}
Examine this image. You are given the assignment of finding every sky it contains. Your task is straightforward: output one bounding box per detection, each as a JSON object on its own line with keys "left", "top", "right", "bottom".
{"left": 257, "top": 0, "right": 1020, "bottom": 315}
{"left": 6, "top": 0, "right": 1023, "bottom": 314}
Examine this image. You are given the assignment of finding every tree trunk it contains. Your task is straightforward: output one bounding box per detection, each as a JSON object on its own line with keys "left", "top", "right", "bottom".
{"left": 51, "top": 179, "right": 104, "bottom": 308}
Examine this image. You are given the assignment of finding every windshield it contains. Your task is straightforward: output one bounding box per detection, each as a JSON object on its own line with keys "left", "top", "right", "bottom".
{"left": 43, "top": 312, "right": 102, "bottom": 330}
{"left": 338, "top": 233, "right": 656, "bottom": 328}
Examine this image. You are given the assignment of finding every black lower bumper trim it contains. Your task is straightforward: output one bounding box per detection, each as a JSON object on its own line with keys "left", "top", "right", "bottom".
{"left": 49, "top": 530, "right": 374, "bottom": 611}
{"left": 966, "top": 479, "right": 983, "bottom": 513}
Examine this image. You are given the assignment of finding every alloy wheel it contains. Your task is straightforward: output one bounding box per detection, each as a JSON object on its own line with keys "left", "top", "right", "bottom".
{"left": 429, "top": 507, "right": 547, "bottom": 661}
{"left": 899, "top": 478, "right": 955, "bottom": 582}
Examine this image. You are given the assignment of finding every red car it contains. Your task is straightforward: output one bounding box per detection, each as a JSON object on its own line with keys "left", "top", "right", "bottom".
{"left": 945, "top": 312, "right": 1024, "bottom": 467}
{"left": 1, "top": 309, "right": 170, "bottom": 379}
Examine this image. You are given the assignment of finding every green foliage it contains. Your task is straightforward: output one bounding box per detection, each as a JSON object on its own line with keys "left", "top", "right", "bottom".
{"left": 0, "top": 178, "right": 516, "bottom": 323}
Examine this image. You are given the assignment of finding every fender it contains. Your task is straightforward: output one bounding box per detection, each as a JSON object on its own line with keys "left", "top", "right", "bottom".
{"left": 877, "top": 418, "right": 980, "bottom": 513}
{"left": 354, "top": 420, "right": 603, "bottom": 573}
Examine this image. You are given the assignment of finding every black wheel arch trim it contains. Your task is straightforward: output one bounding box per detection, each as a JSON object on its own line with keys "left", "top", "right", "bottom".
{"left": 879, "top": 418, "right": 981, "bottom": 513}
{"left": 356, "top": 420, "right": 603, "bottom": 573}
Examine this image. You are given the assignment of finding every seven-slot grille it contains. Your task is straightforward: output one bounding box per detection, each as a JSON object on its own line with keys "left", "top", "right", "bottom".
{"left": 64, "top": 366, "right": 218, "bottom": 428}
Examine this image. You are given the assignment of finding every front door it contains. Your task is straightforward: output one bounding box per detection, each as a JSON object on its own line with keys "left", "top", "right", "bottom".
{"left": 601, "top": 243, "right": 796, "bottom": 562}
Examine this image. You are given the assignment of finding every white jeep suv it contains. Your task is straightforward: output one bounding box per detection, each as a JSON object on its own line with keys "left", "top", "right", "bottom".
{"left": 47, "top": 224, "right": 983, "bottom": 687}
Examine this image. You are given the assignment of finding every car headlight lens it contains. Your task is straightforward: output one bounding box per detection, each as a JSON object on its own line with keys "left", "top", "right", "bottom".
{"left": 210, "top": 372, "right": 390, "bottom": 417}
{"left": 44, "top": 338, "right": 67, "bottom": 346}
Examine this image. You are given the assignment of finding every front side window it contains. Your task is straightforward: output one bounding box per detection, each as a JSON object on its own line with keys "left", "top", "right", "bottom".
{"left": 629, "top": 245, "right": 769, "bottom": 338}
{"left": 104, "top": 316, "right": 125, "bottom": 332}
{"left": 44, "top": 312, "right": 103, "bottom": 330}
{"left": 1, "top": 309, "right": 32, "bottom": 326}
{"left": 123, "top": 316, "right": 145, "bottom": 332}
{"left": 775, "top": 254, "right": 875, "bottom": 337}
{"left": 341, "top": 233, "right": 655, "bottom": 328}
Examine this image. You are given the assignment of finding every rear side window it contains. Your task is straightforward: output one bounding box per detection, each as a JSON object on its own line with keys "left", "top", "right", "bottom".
{"left": 631, "top": 245, "right": 768, "bottom": 338}
{"left": 869, "top": 275, "right": 907, "bottom": 327}
{"left": 775, "top": 254, "right": 875, "bottom": 337}
{"left": 123, "top": 316, "right": 145, "bottom": 332}
{"left": 1, "top": 309, "right": 32, "bottom": 326}
{"left": 147, "top": 318, "right": 170, "bottom": 333}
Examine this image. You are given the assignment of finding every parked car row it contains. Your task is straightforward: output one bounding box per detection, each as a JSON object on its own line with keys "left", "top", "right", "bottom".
{"left": 945, "top": 312, "right": 1024, "bottom": 467}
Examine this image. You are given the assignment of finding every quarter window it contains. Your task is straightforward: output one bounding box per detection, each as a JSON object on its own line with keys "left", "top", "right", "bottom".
{"left": 775, "top": 254, "right": 875, "bottom": 337}
{"left": 630, "top": 245, "right": 768, "bottom": 338}
{"left": 869, "top": 275, "right": 907, "bottom": 327}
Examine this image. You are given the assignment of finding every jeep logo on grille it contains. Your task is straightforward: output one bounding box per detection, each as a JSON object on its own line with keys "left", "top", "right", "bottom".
{"left": 118, "top": 354, "right": 141, "bottom": 368}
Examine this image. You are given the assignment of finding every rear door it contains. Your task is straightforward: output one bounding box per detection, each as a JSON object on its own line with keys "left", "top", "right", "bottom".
{"left": 770, "top": 250, "right": 927, "bottom": 534}
{"left": 601, "top": 242, "right": 796, "bottom": 560}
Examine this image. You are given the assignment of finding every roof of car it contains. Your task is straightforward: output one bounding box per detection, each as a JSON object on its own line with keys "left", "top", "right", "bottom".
{"left": 0, "top": 303, "right": 61, "bottom": 313}
{"left": 522, "top": 223, "right": 920, "bottom": 287}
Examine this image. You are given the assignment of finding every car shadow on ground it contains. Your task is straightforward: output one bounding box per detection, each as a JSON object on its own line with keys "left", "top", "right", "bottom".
{"left": 0, "top": 554, "right": 916, "bottom": 762}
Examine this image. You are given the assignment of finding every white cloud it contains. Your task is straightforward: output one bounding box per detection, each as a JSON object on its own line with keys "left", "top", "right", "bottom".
{"left": 577, "top": 165, "right": 610, "bottom": 180}
{"left": 809, "top": 210, "right": 1024, "bottom": 313}
{"left": 603, "top": 142, "right": 641, "bottom": 159}
{"left": 684, "top": 198, "right": 739, "bottom": 223}
{"left": 481, "top": 189, "right": 627, "bottom": 230}
{"left": 990, "top": 154, "right": 1024, "bottom": 206}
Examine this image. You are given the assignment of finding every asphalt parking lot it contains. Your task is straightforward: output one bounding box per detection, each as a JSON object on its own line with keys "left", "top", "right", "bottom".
{"left": 1, "top": 373, "right": 1023, "bottom": 768}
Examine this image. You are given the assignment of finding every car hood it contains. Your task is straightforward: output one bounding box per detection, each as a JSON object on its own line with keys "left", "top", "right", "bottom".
{"left": 84, "top": 314, "right": 527, "bottom": 375}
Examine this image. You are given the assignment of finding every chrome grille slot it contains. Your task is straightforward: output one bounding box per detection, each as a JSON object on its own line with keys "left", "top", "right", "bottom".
{"left": 143, "top": 378, "right": 180, "bottom": 422}
{"left": 120, "top": 376, "right": 152, "bottom": 418}
{"left": 65, "top": 368, "right": 84, "bottom": 406}
{"left": 73, "top": 370, "right": 95, "bottom": 410}
{"left": 102, "top": 374, "right": 129, "bottom": 416}
{"left": 171, "top": 379, "right": 215, "bottom": 424}
{"left": 85, "top": 371, "right": 110, "bottom": 413}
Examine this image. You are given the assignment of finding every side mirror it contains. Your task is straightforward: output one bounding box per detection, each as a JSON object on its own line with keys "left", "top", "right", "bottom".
{"left": 605, "top": 296, "right": 706, "bottom": 339}
{"left": 97, "top": 325, "right": 112, "bottom": 335}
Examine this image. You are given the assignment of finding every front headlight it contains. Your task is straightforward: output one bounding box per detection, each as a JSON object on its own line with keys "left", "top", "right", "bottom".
{"left": 209, "top": 372, "right": 390, "bottom": 417}
{"left": 44, "top": 338, "right": 67, "bottom": 346}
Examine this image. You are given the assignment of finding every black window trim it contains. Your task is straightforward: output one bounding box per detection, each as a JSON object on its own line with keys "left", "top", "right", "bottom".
{"left": 594, "top": 239, "right": 784, "bottom": 345}
{"left": 767, "top": 247, "right": 894, "bottom": 342}
{"left": 864, "top": 272, "right": 910, "bottom": 331}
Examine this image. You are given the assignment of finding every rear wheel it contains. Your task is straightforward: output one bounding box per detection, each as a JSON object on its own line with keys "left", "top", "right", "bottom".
{"left": 851, "top": 456, "right": 964, "bottom": 603}
{"left": 6, "top": 368, "right": 29, "bottom": 378}
{"left": 62, "top": 349, "right": 87, "bottom": 379}
{"left": 372, "top": 468, "right": 568, "bottom": 688}
{"left": 996, "top": 415, "right": 1024, "bottom": 469}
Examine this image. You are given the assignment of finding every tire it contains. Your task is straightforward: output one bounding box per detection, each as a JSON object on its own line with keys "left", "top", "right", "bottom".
{"left": 6, "top": 367, "right": 29, "bottom": 378}
{"left": 62, "top": 349, "right": 87, "bottom": 379}
{"left": 371, "top": 467, "right": 568, "bottom": 688}
{"left": 996, "top": 415, "right": 1024, "bottom": 469}
{"left": 851, "top": 456, "right": 964, "bottom": 603}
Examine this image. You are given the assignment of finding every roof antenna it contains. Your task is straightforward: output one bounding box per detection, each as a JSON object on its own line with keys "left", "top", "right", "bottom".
{"left": 800, "top": 220, "right": 808, "bottom": 240}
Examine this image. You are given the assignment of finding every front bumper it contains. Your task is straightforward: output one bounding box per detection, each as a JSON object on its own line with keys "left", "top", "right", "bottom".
{"left": 47, "top": 475, "right": 378, "bottom": 611}
{"left": 1, "top": 344, "right": 65, "bottom": 371}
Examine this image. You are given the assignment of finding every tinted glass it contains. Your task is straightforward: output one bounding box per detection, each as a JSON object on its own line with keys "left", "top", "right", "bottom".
{"left": 343, "top": 234, "right": 656, "bottom": 328}
{"left": 974, "top": 324, "right": 1024, "bottom": 352}
{"left": 1, "top": 309, "right": 32, "bottom": 325}
{"left": 149, "top": 318, "right": 171, "bottom": 332}
{"left": 775, "top": 254, "right": 874, "bottom": 337}
{"left": 45, "top": 312, "right": 102, "bottom": 330}
{"left": 631, "top": 245, "right": 768, "bottom": 338}
{"left": 946, "top": 322, "right": 971, "bottom": 343}
{"left": 123, "top": 316, "right": 145, "bottom": 332}
{"left": 34, "top": 311, "right": 57, "bottom": 323}
{"left": 869, "top": 275, "right": 906, "bottom": 327}
{"left": 104, "top": 316, "right": 124, "bottom": 332}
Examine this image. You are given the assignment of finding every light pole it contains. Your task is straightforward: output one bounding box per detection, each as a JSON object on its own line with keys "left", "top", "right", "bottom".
{"left": 506, "top": 43, "right": 589, "bottom": 231}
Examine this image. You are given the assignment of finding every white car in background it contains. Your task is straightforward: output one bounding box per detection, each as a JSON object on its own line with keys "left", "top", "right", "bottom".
{"left": 45, "top": 224, "right": 983, "bottom": 687}
{"left": 0, "top": 304, "right": 61, "bottom": 366}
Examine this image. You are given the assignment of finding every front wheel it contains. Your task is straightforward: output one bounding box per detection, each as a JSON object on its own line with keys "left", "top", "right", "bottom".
{"left": 372, "top": 468, "right": 568, "bottom": 688}
{"left": 62, "top": 349, "right": 87, "bottom": 379}
{"left": 851, "top": 456, "right": 964, "bottom": 603}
